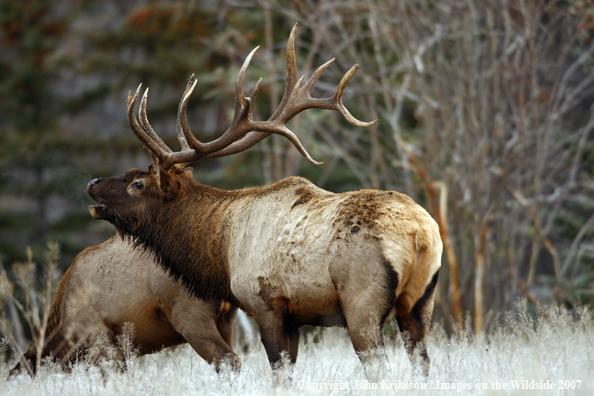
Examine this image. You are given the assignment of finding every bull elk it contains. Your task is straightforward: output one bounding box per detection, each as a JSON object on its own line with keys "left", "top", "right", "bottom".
{"left": 87, "top": 24, "right": 442, "bottom": 374}
{"left": 11, "top": 236, "right": 238, "bottom": 375}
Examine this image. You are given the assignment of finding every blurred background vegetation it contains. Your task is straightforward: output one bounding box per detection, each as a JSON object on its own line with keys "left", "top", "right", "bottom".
{"left": 1, "top": 0, "right": 594, "bottom": 339}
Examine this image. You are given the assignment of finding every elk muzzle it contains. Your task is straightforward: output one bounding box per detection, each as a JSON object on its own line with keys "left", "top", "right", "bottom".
{"left": 88, "top": 178, "right": 102, "bottom": 189}
{"left": 87, "top": 178, "right": 106, "bottom": 219}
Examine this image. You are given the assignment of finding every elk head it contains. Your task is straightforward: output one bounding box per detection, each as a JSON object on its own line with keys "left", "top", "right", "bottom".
{"left": 88, "top": 23, "right": 375, "bottom": 232}
{"left": 88, "top": 165, "right": 193, "bottom": 231}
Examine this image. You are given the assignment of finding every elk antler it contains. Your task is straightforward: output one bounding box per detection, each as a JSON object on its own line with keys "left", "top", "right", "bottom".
{"left": 127, "top": 23, "right": 376, "bottom": 170}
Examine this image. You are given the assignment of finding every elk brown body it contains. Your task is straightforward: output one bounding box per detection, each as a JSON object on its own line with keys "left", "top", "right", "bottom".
{"left": 87, "top": 24, "right": 442, "bottom": 374}
{"left": 11, "top": 235, "right": 238, "bottom": 375}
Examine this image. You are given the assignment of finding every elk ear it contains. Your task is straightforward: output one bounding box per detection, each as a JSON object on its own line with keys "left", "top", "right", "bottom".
{"left": 158, "top": 168, "right": 179, "bottom": 200}
{"left": 170, "top": 164, "right": 193, "bottom": 178}
{"left": 148, "top": 164, "right": 178, "bottom": 199}
{"left": 182, "top": 167, "right": 194, "bottom": 177}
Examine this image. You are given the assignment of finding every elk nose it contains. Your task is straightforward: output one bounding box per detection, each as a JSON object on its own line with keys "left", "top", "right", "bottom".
{"left": 88, "top": 178, "right": 102, "bottom": 189}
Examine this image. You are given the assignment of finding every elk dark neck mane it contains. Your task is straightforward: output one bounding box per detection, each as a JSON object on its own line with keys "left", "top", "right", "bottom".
{"left": 138, "top": 185, "right": 240, "bottom": 305}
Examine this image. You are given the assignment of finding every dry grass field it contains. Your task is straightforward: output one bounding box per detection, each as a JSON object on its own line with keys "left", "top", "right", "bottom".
{"left": 2, "top": 301, "right": 593, "bottom": 395}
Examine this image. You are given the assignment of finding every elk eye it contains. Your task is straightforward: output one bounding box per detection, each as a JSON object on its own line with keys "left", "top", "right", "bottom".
{"left": 133, "top": 182, "right": 143, "bottom": 189}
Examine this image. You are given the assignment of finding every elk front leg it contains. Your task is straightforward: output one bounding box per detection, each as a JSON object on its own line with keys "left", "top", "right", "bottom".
{"left": 258, "top": 312, "right": 292, "bottom": 367}
{"left": 288, "top": 328, "right": 300, "bottom": 364}
{"left": 215, "top": 302, "right": 238, "bottom": 348}
{"left": 169, "top": 300, "right": 240, "bottom": 371}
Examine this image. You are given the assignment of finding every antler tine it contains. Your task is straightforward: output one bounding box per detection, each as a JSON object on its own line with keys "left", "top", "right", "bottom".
{"left": 332, "top": 64, "right": 377, "bottom": 128}
{"left": 176, "top": 74, "right": 199, "bottom": 152}
{"left": 192, "top": 46, "right": 261, "bottom": 154}
{"left": 127, "top": 85, "right": 168, "bottom": 163}
{"left": 247, "top": 77, "right": 263, "bottom": 120}
{"left": 275, "top": 75, "right": 306, "bottom": 126}
{"left": 255, "top": 121, "right": 323, "bottom": 165}
{"left": 235, "top": 46, "right": 260, "bottom": 113}
{"left": 140, "top": 88, "right": 173, "bottom": 153}
{"left": 282, "top": 61, "right": 376, "bottom": 128}
{"left": 270, "top": 22, "right": 299, "bottom": 121}
{"left": 248, "top": 74, "right": 323, "bottom": 165}
{"left": 300, "top": 58, "right": 335, "bottom": 94}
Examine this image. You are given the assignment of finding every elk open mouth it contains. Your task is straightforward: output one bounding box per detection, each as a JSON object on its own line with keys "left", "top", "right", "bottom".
{"left": 88, "top": 203, "right": 106, "bottom": 219}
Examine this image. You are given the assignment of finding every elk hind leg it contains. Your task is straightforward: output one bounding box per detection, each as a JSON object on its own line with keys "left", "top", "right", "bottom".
{"left": 344, "top": 309, "right": 385, "bottom": 364}
{"left": 340, "top": 294, "right": 395, "bottom": 382}
{"left": 339, "top": 261, "right": 399, "bottom": 365}
{"left": 396, "top": 270, "right": 439, "bottom": 376}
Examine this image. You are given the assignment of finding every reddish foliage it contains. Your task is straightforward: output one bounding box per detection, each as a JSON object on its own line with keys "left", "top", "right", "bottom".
{"left": 125, "top": 5, "right": 207, "bottom": 39}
